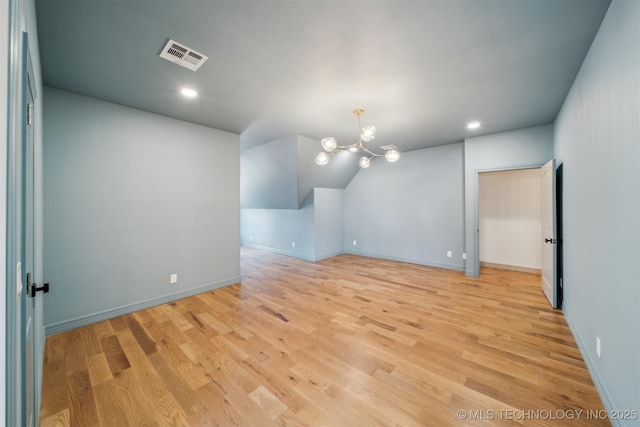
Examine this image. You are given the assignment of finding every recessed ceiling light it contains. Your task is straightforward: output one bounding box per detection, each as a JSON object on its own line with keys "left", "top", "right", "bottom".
{"left": 467, "top": 121, "right": 481, "bottom": 130}
{"left": 180, "top": 88, "right": 198, "bottom": 98}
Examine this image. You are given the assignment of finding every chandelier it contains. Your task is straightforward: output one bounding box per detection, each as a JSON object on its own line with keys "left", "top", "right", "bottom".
{"left": 314, "top": 109, "right": 400, "bottom": 168}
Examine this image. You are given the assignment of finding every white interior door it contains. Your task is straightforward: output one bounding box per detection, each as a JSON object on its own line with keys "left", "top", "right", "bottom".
{"left": 540, "top": 159, "right": 557, "bottom": 308}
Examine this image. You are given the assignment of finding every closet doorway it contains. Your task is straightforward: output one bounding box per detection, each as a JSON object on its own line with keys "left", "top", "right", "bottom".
{"left": 478, "top": 168, "right": 542, "bottom": 275}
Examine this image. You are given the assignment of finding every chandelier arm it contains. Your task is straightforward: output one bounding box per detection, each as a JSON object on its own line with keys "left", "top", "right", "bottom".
{"left": 323, "top": 139, "right": 356, "bottom": 151}
{"left": 359, "top": 145, "right": 384, "bottom": 157}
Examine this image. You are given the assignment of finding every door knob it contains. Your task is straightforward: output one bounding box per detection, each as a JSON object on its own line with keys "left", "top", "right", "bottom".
{"left": 27, "top": 273, "right": 50, "bottom": 298}
{"left": 544, "top": 238, "right": 556, "bottom": 244}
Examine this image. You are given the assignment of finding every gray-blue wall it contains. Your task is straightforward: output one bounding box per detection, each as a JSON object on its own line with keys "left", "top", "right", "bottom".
{"left": 344, "top": 143, "right": 465, "bottom": 270}
{"left": 43, "top": 88, "right": 241, "bottom": 334}
{"left": 464, "top": 125, "right": 554, "bottom": 277}
{"left": 314, "top": 188, "right": 344, "bottom": 260}
{"left": 241, "top": 136, "right": 299, "bottom": 209}
{"left": 241, "top": 193, "right": 316, "bottom": 260}
{"left": 553, "top": 0, "right": 639, "bottom": 422}
{"left": 241, "top": 187, "right": 344, "bottom": 261}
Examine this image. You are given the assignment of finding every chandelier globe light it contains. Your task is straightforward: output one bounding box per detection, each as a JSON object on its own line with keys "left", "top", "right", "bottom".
{"left": 315, "top": 109, "right": 400, "bottom": 168}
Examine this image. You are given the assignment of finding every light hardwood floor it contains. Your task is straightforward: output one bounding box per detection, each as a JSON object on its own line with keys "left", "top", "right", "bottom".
{"left": 40, "top": 248, "right": 609, "bottom": 426}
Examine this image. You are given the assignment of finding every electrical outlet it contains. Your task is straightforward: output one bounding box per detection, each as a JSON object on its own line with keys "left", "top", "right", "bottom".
{"left": 170, "top": 274, "right": 178, "bottom": 284}
{"left": 447, "top": 251, "right": 452, "bottom": 258}
{"left": 596, "top": 336, "right": 601, "bottom": 358}
{"left": 353, "top": 240, "right": 357, "bottom": 246}
{"left": 462, "top": 252, "right": 467, "bottom": 260}
{"left": 292, "top": 242, "right": 296, "bottom": 248}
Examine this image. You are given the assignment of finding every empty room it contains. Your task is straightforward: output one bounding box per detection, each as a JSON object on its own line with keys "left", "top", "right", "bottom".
{"left": 1, "top": 0, "right": 638, "bottom": 426}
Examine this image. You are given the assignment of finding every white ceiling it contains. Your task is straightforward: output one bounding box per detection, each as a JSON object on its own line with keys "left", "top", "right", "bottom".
{"left": 36, "top": 0, "right": 610, "bottom": 152}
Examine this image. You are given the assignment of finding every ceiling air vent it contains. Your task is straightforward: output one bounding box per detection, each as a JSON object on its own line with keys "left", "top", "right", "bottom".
{"left": 159, "top": 39, "right": 208, "bottom": 71}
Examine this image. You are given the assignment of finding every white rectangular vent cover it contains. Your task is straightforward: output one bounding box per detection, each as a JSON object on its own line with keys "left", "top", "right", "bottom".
{"left": 159, "top": 39, "right": 208, "bottom": 71}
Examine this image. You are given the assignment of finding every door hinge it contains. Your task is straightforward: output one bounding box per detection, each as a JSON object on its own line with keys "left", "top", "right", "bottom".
{"left": 17, "top": 263, "right": 23, "bottom": 297}
{"left": 27, "top": 103, "right": 34, "bottom": 126}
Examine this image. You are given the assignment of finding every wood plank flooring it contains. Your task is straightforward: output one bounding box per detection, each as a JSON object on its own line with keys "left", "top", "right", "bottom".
{"left": 40, "top": 248, "right": 609, "bottom": 426}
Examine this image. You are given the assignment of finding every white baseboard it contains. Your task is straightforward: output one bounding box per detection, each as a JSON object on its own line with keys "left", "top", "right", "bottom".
{"left": 44, "top": 276, "right": 240, "bottom": 336}
{"left": 344, "top": 249, "right": 465, "bottom": 271}
{"left": 242, "top": 243, "right": 317, "bottom": 261}
{"left": 480, "top": 261, "right": 541, "bottom": 274}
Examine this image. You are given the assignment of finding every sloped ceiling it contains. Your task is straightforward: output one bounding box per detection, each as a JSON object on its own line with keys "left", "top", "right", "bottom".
{"left": 36, "top": 0, "right": 610, "bottom": 154}
{"left": 241, "top": 135, "right": 359, "bottom": 209}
